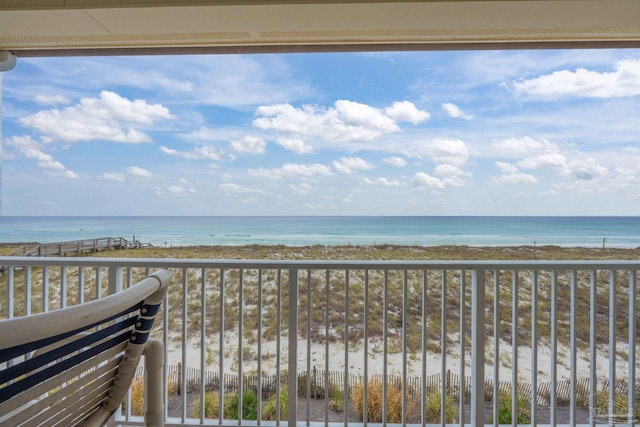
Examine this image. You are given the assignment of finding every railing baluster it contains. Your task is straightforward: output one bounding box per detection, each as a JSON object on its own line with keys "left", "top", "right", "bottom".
{"left": 78, "top": 266, "right": 84, "bottom": 305}
{"left": 7, "top": 266, "right": 15, "bottom": 318}
{"left": 550, "top": 270, "right": 557, "bottom": 427}
{"left": 441, "top": 269, "right": 447, "bottom": 427}
{"left": 288, "top": 268, "right": 299, "bottom": 427}
{"left": 402, "top": 269, "right": 408, "bottom": 427}
{"left": 533, "top": 269, "right": 539, "bottom": 426}
{"left": 344, "top": 269, "right": 349, "bottom": 427}
{"left": 43, "top": 266, "right": 50, "bottom": 312}
{"left": 421, "top": 270, "right": 427, "bottom": 427}
{"left": 107, "top": 266, "right": 122, "bottom": 296}
{"left": 258, "top": 269, "right": 263, "bottom": 424}
{"left": 629, "top": 270, "right": 636, "bottom": 427}
{"left": 200, "top": 268, "right": 206, "bottom": 425}
{"left": 181, "top": 268, "right": 187, "bottom": 424}
{"left": 570, "top": 270, "right": 577, "bottom": 427}
{"left": 471, "top": 269, "right": 485, "bottom": 426}
{"left": 219, "top": 268, "right": 226, "bottom": 425}
{"left": 383, "top": 269, "right": 388, "bottom": 427}
{"left": 459, "top": 269, "right": 465, "bottom": 426}
{"left": 276, "top": 269, "right": 281, "bottom": 426}
{"left": 306, "top": 269, "right": 311, "bottom": 425}
{"left": 163, "top": 269, "right": 169, "bottom": 423}
{"left": 609, "top": 270, "right": 616, "bottom": 424}
{"left": 61, "top": 266, "right": 67, "bottom": 308}
{"left": 325, "top": 269, "right": 330, "bottom": 427}
{"left": 512, "top": 270, "right": 518, "bottom": 427}
{"left": 238, "top": 269, "right": 244, "bottom": 425}
{"left": 589, "top": 270, "right": 597, "bottom": 427}
{"left": 364, "top": 269, "right": 369, "bottom": 427}
{"left": 25, "top": 266, "right": 32, "bottom": 316}
{"left": 493, "top": 270, "right": 499, "bottom": 427}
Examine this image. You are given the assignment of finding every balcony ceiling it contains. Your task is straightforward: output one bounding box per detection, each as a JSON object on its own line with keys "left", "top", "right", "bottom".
{"left": 1, "top": 0, "right": 640, "bottom": 57}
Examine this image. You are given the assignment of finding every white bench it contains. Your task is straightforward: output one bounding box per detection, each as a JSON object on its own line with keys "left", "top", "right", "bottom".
{"left": 0, "top": 269, "right": 170, "bottom": 427}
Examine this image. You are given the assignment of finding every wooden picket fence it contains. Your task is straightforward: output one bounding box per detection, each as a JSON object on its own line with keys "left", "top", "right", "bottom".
{"left": 154, "top": 364, "right": 639, "bottom": 406}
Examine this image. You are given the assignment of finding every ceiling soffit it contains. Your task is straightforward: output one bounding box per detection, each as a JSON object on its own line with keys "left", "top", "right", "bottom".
{"left": 1, "top": 1, "right": 640, "bottom": 56}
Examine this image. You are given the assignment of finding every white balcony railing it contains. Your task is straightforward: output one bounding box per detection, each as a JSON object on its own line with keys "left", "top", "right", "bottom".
{"left": 1, "top": 256, "right": 638, "bottom": 426}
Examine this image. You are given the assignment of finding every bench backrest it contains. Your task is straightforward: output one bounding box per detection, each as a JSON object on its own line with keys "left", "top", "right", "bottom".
{"left": 0, "top": 269, "right": 170, "bottom": 427}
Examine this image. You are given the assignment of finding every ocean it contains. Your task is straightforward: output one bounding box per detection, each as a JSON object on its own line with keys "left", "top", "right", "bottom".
{"left": 1, "top": 216, "right": 639, "bottom": 248}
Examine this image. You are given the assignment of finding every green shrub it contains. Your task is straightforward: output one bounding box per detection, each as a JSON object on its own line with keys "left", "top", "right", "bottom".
{"left": 489, "top": 392, "right": 531, "bottom": 424}
{"left": 191, "top": 391, "right": 220, "bottom": 418}
{"left": 262, "top": 390, "right": 288, "bottom": 421}
{"left": 329, "top": 386, "right": 345, "bottom": 413}
{"left": 224, "top": 389, "right": 258, "bottom": 420}
{"left": 424, "top": 391, "right": 457, "bottom": 424}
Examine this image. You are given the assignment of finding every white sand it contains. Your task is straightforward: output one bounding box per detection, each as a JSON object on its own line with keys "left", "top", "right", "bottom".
{"left": 167, "top": 330, "right": 638, "bottom": 385}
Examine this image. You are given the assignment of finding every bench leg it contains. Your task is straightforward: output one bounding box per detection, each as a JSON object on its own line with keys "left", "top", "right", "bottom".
{"left": 144, "top": 339, "right": 165, "bottom": 427}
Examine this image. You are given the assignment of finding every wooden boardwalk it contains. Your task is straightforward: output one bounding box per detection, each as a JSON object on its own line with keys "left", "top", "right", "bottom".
{"left": 9, "top": 236, "right": 153, "bottom": 257}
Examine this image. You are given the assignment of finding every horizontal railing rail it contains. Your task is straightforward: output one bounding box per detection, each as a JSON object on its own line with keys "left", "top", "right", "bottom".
{"left": 1, "top": 256, "right": 638, "bottom": 427}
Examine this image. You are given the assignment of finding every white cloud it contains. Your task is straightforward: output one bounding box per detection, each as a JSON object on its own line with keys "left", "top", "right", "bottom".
{"left": 20, "top": 91, "right": 173, "bottom": 143}
{"left": 58, "top": 170, "right": 80, "bottom": 179}
{"left": 253, "top": 100, "right": 427, "bottom": 143}
{"left": 409, "top": 139, "right": 470, "bottom": 166}
{"left": 384, "top": 101, "right": 430, "bottom": 124}
{"left": 290, "top": 182, "right": 313, "bottom": 195}
{"left": 167, "top": 185, "right": 196, "bottom": 195}
{"left": 127, "top": 166, "right": 153, "bottom": 178}
{"left": 160, "top": 145, "right": 221, "bottom": 161}
{"left": 563, "top": 158, "right": 608, "bottom": 180}
{"left": 5, "top": 135, "right": 79, "bottom": 178}
{"left": 413, "top": 172, "right": 444, "bottom": 189}
{"left": 102, "top": 172, "right": 126, "bottom": 182}
{"left": 361, "top": 177, "right": 402, "bottom": 187}
{"left": 413, "top": 172, "right": 464, "bottom": 189}
{"left": 276, "top": 138, "right": 313, "bottom": 154}
{"left": 35, "top": 94, "right": 70, "bottom": 106}
{"left": 332, "top": 157, "right": 374, "bottom": 174}
{"left": 219, "top": 183, "right": 268, "bottom": 195}
{"left": 383, "top": 157, "right": 407, "bottom": 167}
{"left": 249, "top": 163, "right": 333, "bottom": 179}
{"left": 513, "top": 59, "right": 640, "bottom": 98}
{"left": 493, "top": 172, "right": 538, "bottom": 185}
{"left": 490, "top": 137, "right": 559, "bottom": 158}
{"left": 230, "top": 136, "right": 266, "bottom": 154}
{"left": 433, "top": 164, "right": 470, "bottom": 178}
{"left": 495, "top": 161, "right": 519, "bottom": 174}
{"left": 441, "top": 103, "right": 473, "bottom": 120}
{"left": 500, "top": 155, "right": 607, "bottom": 183}
{"left": 518, "top": 153, "right": 568, "bottom": 170}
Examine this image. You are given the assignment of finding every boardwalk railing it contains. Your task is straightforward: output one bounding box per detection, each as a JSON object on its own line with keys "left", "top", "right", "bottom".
{"left": 8, "top": 236, "right": 153, "bottom": 257}
{"left": 1, "top": 257, "right": 638, "bottom": 426}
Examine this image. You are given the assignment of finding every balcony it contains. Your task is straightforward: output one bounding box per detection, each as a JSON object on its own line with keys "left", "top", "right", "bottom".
{"left": 1, "top": 256, "right": 638, "bottom": 426}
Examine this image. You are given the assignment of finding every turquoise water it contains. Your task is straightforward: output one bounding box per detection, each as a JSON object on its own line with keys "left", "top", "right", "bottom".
{"left": 1, "top": 216, "right": 639, "bottom": 248}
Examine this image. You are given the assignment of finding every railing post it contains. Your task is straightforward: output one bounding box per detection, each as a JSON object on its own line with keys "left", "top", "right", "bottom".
{"left": 288, "top": 268, "right": 298, "bottom": 427}
{"left": 108, "top": 266, "right": 123, "bottom": 295}
{"left": 471, "top": 269, "right": 486, "bottom": 426}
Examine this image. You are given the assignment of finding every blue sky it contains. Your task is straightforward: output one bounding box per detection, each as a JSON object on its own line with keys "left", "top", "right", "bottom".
{"left": 1, "top": 49, "right": 640, "bottom": 216}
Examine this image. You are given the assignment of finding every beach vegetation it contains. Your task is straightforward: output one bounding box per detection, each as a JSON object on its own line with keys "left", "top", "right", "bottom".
{"left": 129, "top": 377, "right": 145, "bottom": 416}
{"left": 191, "top": 391, "right": 220, "bottom": 418}
{"left": 352, "top": 379, "right": 455, "bottom": 423}
{"left": 489, "top": 391, "right": 531, "bottom": 424}
{"left": 328, "top": 386, "right": 345, "bottom": 413}
{"left": 262, "top": 390, "right": 288, "bottom": 421}
{"left": 224, "top": 389, "right": 258, "bottom": 420}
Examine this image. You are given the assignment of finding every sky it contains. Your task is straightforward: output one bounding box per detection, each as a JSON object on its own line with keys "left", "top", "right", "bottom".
{"left": 1, "top": 48, "right": 640, "bottom": 216}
